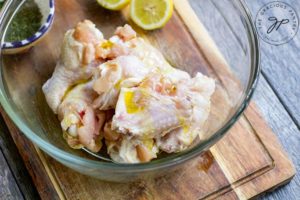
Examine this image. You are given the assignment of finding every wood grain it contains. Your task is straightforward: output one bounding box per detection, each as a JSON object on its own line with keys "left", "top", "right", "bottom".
{"left": 253, "top": 77, "right": 300, "bottom": 200}
{"left": 191, "top": 1, "right": 300, "bottom": 199}
{"left": 0, "top": 115, "right": 39, "bottom": 200}
{"left": 0, "top": 0, "right": 296, "bottom": 199}
{"left": 235, "top": 102, "right": 296, "bottom": 199}
{"left": 0, "top": 149, "right": 23, "bottom": 200}
{"left": 45, "top": 152, "right": 231, "bottom": 200}
{"left": 245, "top": 0, "right": 300, "bottom": 125}
{"left": 174, "top": 0, "right": 242, "bottom": 100}
{"left": 0, "top": 100, "right": 295, "bottom": 200}
{"left": 0, "top": 108, "right": 60, "bottom": 200}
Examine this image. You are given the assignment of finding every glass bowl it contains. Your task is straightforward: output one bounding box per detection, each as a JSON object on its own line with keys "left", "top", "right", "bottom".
{"left": 0, "top": 0, "right": 260, "bottom": 182}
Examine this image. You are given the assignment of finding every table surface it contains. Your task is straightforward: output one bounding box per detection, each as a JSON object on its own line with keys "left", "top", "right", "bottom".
{"left": 0, "top": 0, "right": 299, "bottom": 199}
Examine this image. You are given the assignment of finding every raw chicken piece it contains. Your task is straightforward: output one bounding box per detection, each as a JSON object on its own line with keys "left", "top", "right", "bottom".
{"left": 115, "top": 24, "right": 137, "bottom": 41}
{"left": 112, "top": 73, "right": 193, "bottom": 139}
{"left": 104, "top": 119, "right": 158, "bottom": 163}
{"left": 93, "top": 55, "right": 151, "bottom": 110}
{"left": 43, "top": 20, "right": 104, "bottom": 113}
{"left": 43, "top": 21, "right": 216, "bottom": 163}
{"left": 106, "top": 136, "right": 159, "bottom": 163}
{"left": 157, "top": 73, "right": 216, "bottom": 153}
{"left": 58, "top": 81, "right": 106, "bottom": 152}
{"left": 103, "top": 120, "right": 121, "bottom": 142}
{"left": 96, "top": 25, "right": 190, "bottom": 80}
{"left": 92, "top": 25, "right": 190, "bottom": 110}
{"left": 112, "top": 72, "right": 215, "bottom": 153}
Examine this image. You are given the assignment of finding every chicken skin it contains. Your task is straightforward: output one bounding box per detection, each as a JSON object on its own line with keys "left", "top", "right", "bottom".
{"left": 43, "top": 20, "right": 104, "bottom": 113}
{"left": 58, "top": 81, "right": 105, "bottom": 152}
{"left": 43, "top": 21, "right": 215, "bottom": 162}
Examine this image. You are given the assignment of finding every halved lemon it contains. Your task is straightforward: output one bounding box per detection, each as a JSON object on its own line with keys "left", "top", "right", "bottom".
{"left": 97, "top": 0, "right": 130, "bottom": 11}
{"left": 130, "top": 0, "right": 174, "bottom": 30}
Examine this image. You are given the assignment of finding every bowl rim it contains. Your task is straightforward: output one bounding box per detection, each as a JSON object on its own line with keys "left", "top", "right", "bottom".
{"left": 2, "top": 0, "right": 55, "bottom": 49}
{"left": 0, "top": 0, "right": 260, "bottom": 171}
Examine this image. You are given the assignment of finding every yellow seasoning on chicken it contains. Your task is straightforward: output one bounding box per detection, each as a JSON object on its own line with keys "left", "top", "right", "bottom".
{"left": 124, "top": 91, "right": 141, "bottom": 114}
{"left": 179, "top": 117, "right": 190, "bottom": 134}
{"left": 142, "top": 139, "right": 155, "bottom": 150}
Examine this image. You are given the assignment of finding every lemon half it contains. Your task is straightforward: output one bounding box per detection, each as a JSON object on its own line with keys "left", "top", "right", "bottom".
{"left": 130, "top": 0, "right": 174, "bottom": 30}
{"left": 97, "top": 0, "right": 130, "bottom": 11}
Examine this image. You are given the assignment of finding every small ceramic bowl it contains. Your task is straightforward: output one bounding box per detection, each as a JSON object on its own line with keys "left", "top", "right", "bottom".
{"left": 2, "top": 0, "right": 55, "bottom": 54}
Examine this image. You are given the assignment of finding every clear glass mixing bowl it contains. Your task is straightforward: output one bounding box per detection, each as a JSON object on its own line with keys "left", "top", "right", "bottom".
{"left": 0, "top": 0, "right": 259, "bottom": 182}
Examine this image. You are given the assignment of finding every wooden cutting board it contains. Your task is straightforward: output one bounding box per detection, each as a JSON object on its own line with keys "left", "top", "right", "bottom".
{"left": 0, "top": 0, "right": 295, "bottom": 199}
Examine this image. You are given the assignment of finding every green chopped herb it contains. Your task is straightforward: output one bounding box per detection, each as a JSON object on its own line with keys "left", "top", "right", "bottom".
{"left": 0, "top": 0, "right": 5, "bottom": 9}
{"left": 4, "top": 0, "right": 42, "bottom": 42}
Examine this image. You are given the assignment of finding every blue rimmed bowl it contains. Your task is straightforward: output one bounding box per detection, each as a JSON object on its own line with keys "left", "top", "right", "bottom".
{"left": 2, "top": 0, "right": 55, "bottom": 54}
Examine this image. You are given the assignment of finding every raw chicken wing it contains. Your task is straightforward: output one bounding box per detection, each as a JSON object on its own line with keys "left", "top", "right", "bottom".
{"left": 43, "top": 20, "right": 104, "bottom": 113}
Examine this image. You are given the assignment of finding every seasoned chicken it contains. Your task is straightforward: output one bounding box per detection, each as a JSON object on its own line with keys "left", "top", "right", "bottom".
{"left": 109, "top": 25, "right": 191, "bottom": 83}
{"left": 92, "top": 25, "right": 190, "bottom": 110}
{"left": 58, "top": 81, "right": 106, "bottom": 152}
{"left": 102, "top": 120, "right": 158, "bottom": 163}
{"left": 108, "top": 71, "right": 215, "bottom": 159}
{"left": 43, "top": 20, "right": 104, "bottom": 113}
{"left": 93, "top": 55, "right": 151, "bottom": 110}
{"left": 112, "top": 73, "right": 193, "bottom": 139}
{"left": 44, "top": 21, "right": 215, "bottom": 163}
{"left": 106, "top": 138, "right": 159, "bottom": 163}
{"left": 156, "top": 73, "right": 216, "bottom": 153}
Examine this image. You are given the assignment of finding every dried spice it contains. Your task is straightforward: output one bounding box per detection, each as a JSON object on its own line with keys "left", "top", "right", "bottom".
{"left": 2, "top": 0, "right": 42, "bottom": 42}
